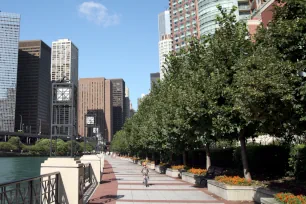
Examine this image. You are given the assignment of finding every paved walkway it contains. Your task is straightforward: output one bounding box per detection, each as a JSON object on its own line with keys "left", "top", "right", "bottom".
{"left": 88, "top": 157, "right": 252, "bottom": 204}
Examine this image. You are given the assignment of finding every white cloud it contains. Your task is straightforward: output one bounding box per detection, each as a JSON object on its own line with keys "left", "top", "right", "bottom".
{"left": 78, "top": 1, "right": 120, "bottom": 27}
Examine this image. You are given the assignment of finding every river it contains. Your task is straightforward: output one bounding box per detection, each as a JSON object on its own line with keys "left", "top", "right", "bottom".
{"left": 0, "top": 157, "right": 48, "bottom": 184}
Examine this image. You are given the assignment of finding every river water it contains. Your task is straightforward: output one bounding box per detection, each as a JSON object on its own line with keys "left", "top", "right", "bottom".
{"left": 0, "top": 157, "right": 48, "bottom": 184}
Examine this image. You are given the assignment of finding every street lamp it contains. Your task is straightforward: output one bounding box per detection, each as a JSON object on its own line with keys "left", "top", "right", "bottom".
{"left": 19, "top": 115, "right": 22, "bottom": 131}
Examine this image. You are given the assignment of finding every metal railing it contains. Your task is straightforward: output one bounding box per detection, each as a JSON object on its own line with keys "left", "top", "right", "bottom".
{"left": 0, "top": 172, "right": 59, "bottom": 204}
{"left": 83, "top": 163, "right": 92, "bottom": 191}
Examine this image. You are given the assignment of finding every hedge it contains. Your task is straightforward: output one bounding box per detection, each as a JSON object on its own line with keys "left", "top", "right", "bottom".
{"left": 289, "top": 144, "right": 306, "bottom": 180}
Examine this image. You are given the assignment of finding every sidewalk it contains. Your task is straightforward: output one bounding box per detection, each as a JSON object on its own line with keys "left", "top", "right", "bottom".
{"left": 88, "top": 157, "right": 254, "bottom": 204}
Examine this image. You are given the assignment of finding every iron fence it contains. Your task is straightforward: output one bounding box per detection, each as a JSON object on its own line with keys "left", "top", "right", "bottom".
{"left": 83, "top": 163, "right": 92, "bottom": 191}
{"left": 0, "top": 172, "right": 59, "bottom": 204}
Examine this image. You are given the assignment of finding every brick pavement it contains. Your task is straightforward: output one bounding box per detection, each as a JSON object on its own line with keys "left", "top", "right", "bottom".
{"left": 88, "top": 157, "right": 254, "bottom": 204}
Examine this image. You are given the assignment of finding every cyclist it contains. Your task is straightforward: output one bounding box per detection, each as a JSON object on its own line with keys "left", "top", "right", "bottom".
{"left": 141, "top": 163, "right": 149, "bottom": 187}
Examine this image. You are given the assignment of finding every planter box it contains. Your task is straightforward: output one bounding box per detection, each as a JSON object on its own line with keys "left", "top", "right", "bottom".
{"left": 260, "top": 198, "right": 280, "bottom": 204}
{"left": 254, "top": 187, "right": 278, "bottom": 203}
{"left": 137, "top": 161, "right": 142, "bottom": 166}
{"left": 133, "top": 159, "right": 139, "bottom": 164}
{"left": 166, "top": 168, "right": 180, "bottom": 178}
{"left": 207, "top": 180, "right": 255, "bottom": 201}
{"left": 155, "top": 165, "right": 167, "bottom": 174}
{"left": 147, "top": 163, "right": 155, "bottom": 170}
{"left": 182, "top": 172, "right": 207, "bottom": 185}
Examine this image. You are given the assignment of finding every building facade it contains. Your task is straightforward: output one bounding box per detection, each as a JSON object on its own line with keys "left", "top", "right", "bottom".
{"left": 51, "top": 39, "right": 79, "bottom": 86}
{"left": 110, "top": 79, "right": 125, "bottom": 136}
{"left": 150, "top": 73, "right": 160, "bottom": 90}
{"left": 15, "top": 40, "right": 51, "bottom": 135}
{"left": 0, "top": 12, "right": 21, "bottom": 132}
{"left": 78, "top": 78, "right": 113, "bottom": 142}
{"left": 198, "top": 0, "right": 239, "bottom": 35}
{"left": 158, "top": 10, "right": 171, "bottom": 40}
{"left": 169, "top": 0, "right": 201, "bottom": 51}
{"left": 159, "top": 34, "right": 173, "bottom": 80}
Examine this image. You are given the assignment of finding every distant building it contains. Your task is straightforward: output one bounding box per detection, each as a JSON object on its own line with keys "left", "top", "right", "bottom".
{"left": 198, "top": 0, "right": 239, "bottom": 35}
{"left": 150, "top": 73, "right": 160, "bottom": 90}
{"left": 247, "top": 0, "right": 277, "bottom": 37}
{"left": 169, "top": 0, "right": 200, "bottom": 51}
{"left": 15, "top": 40, "right": 51, "bottom": 135}
{"left": 124, "top": 86, "right": 130, "bottom": 120}
{"left": 78, "top": 78, "right": 113, "bottom": 142}
{"left": 0, "top": 12, "right": 21, "bottom": 132}
{"left": 51, "top": 39, "right": 79, "bottom": 86}
{"left": 158, "top": 10, "right": 171, "bottom": 40}
{"left": 159, "top": 34, "right": 172, "bottom": 80}
{"left": 110, "top": 79, "right": 125, "bottom": 135}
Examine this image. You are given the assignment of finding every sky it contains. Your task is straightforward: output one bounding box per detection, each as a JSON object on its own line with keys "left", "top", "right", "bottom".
{"left": 1, "top": 0, "right": 168, "bottom": 110}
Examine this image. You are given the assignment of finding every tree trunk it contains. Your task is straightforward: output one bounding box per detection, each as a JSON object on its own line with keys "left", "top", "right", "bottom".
{"left": 152, "top": 152, "right": 155, "bottom": 162}
{"left": 169, "top": 152, "right": 173, "bottom": 164}
{"left": 239, "top": 131, "right": 252, "bottom": 180}
{"left": 183, "top": 151, "right": 187, "bottom": 166}
{"left": 205, "top": 143, "right": 211, "bottom": 170}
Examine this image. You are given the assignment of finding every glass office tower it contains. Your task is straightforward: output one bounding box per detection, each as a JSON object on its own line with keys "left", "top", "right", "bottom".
{"left": 0, "top": 12, "right": 21, "bottom": 132}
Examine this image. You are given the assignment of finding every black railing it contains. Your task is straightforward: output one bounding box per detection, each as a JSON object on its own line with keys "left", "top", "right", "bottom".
{"left": 0, "top": 172, "right": 59, "bottom": 204}
{"left": 83, "top": 163, "right": 92, "bottom": 191}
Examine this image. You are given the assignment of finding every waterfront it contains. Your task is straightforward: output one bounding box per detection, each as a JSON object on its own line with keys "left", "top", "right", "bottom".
{"left": 0, "top": 157, "right": 48, "bottom": 184}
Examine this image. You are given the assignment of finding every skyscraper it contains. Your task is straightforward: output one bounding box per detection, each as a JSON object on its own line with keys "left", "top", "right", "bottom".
{"left": 15, "top": 40, "right": 51, "bottom": 134}
{"left": 198, "top": 0, "right": 239, "bottom": 35}
{"left": 169, "top": 0, "right": 200, "bottom": 51}
{"left": 78, "top": 78, "right": 113, "bottom": 142}
{"left": 158, "top": 10, "right": 171, "bottom": 40}
{"left": 0, "top": 12, "right": 20, "bottom": 132}
{"left": 110, "top": 79, "right": 125, "bottom": 135}
{"left": 159, "top": 34, "right": 172, "bottom": 80}
{"left": 51, "top": 39, "right": 79, "bottom": 86}
{"left": 150, "top": 73, "right": 160, "bottom": 90}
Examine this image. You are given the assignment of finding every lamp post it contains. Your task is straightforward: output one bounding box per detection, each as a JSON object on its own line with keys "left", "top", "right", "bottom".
{"left": 19, "top": 115, "right": 22, "bottom": 131}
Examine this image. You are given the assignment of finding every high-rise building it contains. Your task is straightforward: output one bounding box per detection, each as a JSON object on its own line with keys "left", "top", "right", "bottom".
{"left": 169, "top": 0, "right": 200, "bottom": 51}
{"left": 15, "top": 40, "right": 51, "bottom": 135}
{"left": 158, "top": 10, "right": 171, "bottom": 40}
{"left": 0, "top": 12, "right": 21, "bottom": 132}
{"left": 238, "top": 0, "right": 251, "bottom": 21}
{"left": 159, "top": 34, "right": 173, "bottom": 80}
{"left": 124, "top": 86, "right": 130, "bottom": 120}
{"left": 50, "top": 39, "right": 78, "bottom": 139}
{"left": 110, "top": 79, "right": 125, "bottom": 135}
{"left": 198, "top": 0, "right": 239, "bottom": 35}
{"left": 150, "top": 73, "right": 160, "bottom": 90}
{"left": 51, "top": 39, "right": 79, "bottom": 86}
{"left": 78, "top": 78, "right": 113, "bottom": 142}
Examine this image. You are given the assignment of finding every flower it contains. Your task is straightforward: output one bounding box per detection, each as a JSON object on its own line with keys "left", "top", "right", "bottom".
{"left": 188, "top": 168, "right": 207, "bottom": 175}
{"left": 215, "top": 176, "right": 255, "bottom": 186}
{"left": 275, "top": 192, "right": 306, "bottom": 204}
{"left": 171, "top": 165, "right": 185, "bottom": 170}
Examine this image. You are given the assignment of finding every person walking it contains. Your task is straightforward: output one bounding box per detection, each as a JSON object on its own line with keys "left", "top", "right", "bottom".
{"left": 141, "top": 163, "right": 149, "bottom": 187}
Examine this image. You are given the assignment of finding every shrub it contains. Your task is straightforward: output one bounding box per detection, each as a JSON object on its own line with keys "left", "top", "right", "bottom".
{"left": 275, "top": 193, "right": 306, "bottom": 204}
{"left": 171, "top": 165, "right": 185, "bottom": 170}
{"left": 288, "top": 144, "right": 306, "bottom": 180}
{"left": 0, "top": 142, "right": 17, "bottom": 152}
{"left": 8, "top": 137, "right": 21, "bottom": 150}
{"left": 188, "top": 168, "right": 207, "bottom": 175}
{"left": 215, "top": 176, "right": 261, "bottom": 186}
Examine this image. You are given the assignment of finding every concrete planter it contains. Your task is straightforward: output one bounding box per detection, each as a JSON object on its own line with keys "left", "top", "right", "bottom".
{"left": 137, "top": 161, "right": 142, "bottom": 166}
{"left": 254, "top": 187, "right": 278, "bottom": 203}
{"left": 147, "top": 163, "right": 155, "bottom": 170}
{"left": 166, "top": 168, "right": 180, "bottom": 178}
{"left": 260, "top": 198, "right": 280, "bottom": 204}
{"left": 207, "top": 180, "right": 255, "bottom": 201}
{"left": 155, "top": 165, "right": 167, "bottom": 174}
{"left": 181, "top": 172, "right": 207, "bottom": 185}
{"left": 133, "top": 159, "right": 139, "bottom": 164}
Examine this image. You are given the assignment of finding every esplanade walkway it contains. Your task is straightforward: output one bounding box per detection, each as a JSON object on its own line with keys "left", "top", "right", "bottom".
{"left": 88, "top": 156, "right": 253, "bottom": 204}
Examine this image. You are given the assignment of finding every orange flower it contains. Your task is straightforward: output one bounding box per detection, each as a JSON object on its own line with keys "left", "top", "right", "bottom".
{"left": 171, "top": 165, "right": 185, "bottom": 170}
{"left": 188, "top": 168, "right": 207, "bottom": 175}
